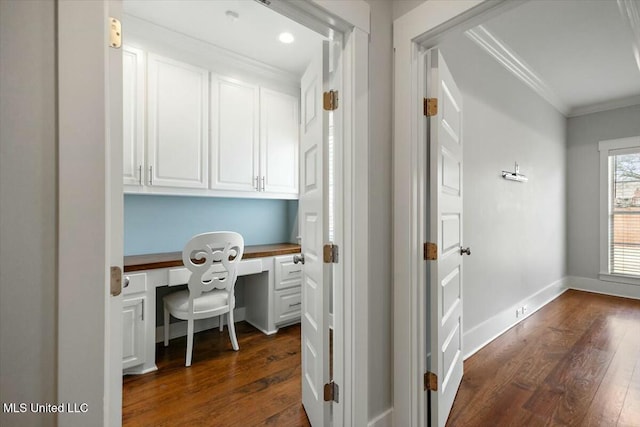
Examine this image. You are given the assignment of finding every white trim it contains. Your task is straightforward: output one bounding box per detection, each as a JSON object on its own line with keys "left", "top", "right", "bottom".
{"left": 368, "top": 408, "right": 393, "bottom": 427}
{"left": 312, "top": 0, "right": 370, "bottom": 34}
{"left": 393, "top": 2, "right": 498, "bottom": 426}
{"left": 567, "top": 276, "right": 640, "bottom": 300}
{"left": 598, "top": 136, "right": 640, "bottom": 279}
{"left": 465, "top": 25, "right": 570, "bottom": 115}
{"left": 58, "top": 1, "right": 370, "bottom": 427}
{"left": 599, "top": 272, "right": 640, "bottom": 286}
{"left": 463, "top": 278, "right": 569, "bottom": 360}
{"left": 569, "top": 95, "right": 640, "bottom": 117}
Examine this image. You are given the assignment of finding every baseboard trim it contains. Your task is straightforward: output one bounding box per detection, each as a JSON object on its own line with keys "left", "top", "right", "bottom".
{"left": 368, "top": 408, "right": 392, "bottom": 427}
{"left": 566, "top": 276, "right": 640, "bottom": 300}
{"left": 463, "top": 277, "right": 569, "bottom": 360}
{"left": 155, "top": 307, "right": 246, "bottom": 343}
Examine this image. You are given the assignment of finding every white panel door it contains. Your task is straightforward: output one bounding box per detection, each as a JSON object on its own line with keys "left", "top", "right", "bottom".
{"left": 210, "top": 76, "right": 259, "bottom": 192}
{"left": 122, "top": 46, "right": 145, "bottom": 186}
{"left": 428, "top": 49, "right": 464, "bottom": 427}
{"left": 147, "top": 53, "right": 209, "bottom": 188}
{"left": 300, "top": 42, "right": 330, "bottom": 427}
{"left": 260, "top": 88, "right": 299, "bottom": 196}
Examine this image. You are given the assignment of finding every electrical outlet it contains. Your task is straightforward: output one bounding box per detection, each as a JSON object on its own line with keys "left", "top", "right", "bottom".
{"left": 516, "top": 308, "right": 520, "bottom": 318}
{"left": 522, "top": 305, "right": 528, "bottom": 315}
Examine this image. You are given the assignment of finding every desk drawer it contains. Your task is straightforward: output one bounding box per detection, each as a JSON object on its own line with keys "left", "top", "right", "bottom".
{"left": 275, "top": 287, "right": 301, "bottom": 325}
{"left": 274, "top": 255, "right": 302, "bottom": 290}
{"left": 123, "top": 272, "right": 147, "bottom": 295}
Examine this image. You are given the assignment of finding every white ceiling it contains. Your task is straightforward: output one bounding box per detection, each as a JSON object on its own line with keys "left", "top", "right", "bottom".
{"left": 123, "top": 0, "right": 326, "bottom": 77}
{"left": 467, "top": 0, "right": 640, "bottom": 116}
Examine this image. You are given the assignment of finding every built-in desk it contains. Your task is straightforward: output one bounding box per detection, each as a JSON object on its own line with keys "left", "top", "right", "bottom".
{"left": 122, "top": 243, "right": 301, "bottom": 374}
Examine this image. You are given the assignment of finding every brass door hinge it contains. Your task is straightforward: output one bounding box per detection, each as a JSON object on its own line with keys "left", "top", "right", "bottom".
{"left": 424, "top": 242, "right": 437, "bottom": 261}
{"left": 324, "top": 381, "right": 339, "bottom": 402}
{"left": 323, "top": 243, "right": 339, "bottom": 263}
{"left": 323, "top": 90, "right": 339, "bottom": 111}
{"left": 109, "top": 17, "right": 122, "bottom": 49}
{"left": 424, "top": 371, "right": 438, "bottom": 391}
{"left": 424, "top": 98, "right": 438, "bottom": 117}
{"left": 110, "top": 266, "right": 122, "bottom": 296}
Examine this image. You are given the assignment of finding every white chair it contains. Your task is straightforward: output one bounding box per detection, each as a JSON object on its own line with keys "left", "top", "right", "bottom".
{"left": 163, "top": 232, "right": 244, "bottom": 366}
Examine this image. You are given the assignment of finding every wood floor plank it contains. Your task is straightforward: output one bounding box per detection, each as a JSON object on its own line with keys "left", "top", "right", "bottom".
{"left": 446, "top": 290, "right": 640, "bottom": 427}
{"left": 123, "top": 322, "right": 309, "bottom": 426}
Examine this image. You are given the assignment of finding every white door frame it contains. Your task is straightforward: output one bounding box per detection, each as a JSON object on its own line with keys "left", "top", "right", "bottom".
{"left": 57, "top": 0, "right": 369, "bottom": 426}
{"left": 392, "top": 1, "right": 512, "bottom": 426}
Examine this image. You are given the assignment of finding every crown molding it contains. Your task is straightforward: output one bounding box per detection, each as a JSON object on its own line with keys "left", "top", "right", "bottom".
{"left": 568, "top": 94, "right": 640, "bottom": 117}
{"left": 465, "top": 24, "right": 570, "bottom": 115}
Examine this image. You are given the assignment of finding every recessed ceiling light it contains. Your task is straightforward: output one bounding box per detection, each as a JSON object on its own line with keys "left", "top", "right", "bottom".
{"left": 225, "top": 10, "right": 239, "bottom": 22}
{"left": 279, "top": 32, "right": 294, "bottom": 44}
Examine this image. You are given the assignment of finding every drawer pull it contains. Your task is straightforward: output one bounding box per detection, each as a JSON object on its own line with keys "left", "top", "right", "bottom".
{"left": 288, "top": 269, "right": 301, "bottom": 274}
{"left": 288, "top": 302, "right": 302, "bottom": 308}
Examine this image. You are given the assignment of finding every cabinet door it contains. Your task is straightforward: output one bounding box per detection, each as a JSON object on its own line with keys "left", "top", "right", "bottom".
{"left": 210, "top": 76, "right": 259, "bottom": 192}
{"left": 123, "top": 46, "right": 145, "bottom": 186}
{"left": 122, "top": 296, "right": 145, "bottom": 369}
{"left": 260, "top": 89, "right": 299, "bottom": 196}
{"left": 147, "top": 53, "right": 209, "bottom": 188}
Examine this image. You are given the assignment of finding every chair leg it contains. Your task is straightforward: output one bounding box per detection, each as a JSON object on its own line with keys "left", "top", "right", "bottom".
{"left": 228, "top": 310, "right": 239, "bottom": 351}
{"left": 219, "top": 314, "right": 224, "bottom": 332}
{"left": 163, "top": 302, "right": 170, "bottom": 347}
{"left": 186, "top": 318, "right": 194, "bottom": 367}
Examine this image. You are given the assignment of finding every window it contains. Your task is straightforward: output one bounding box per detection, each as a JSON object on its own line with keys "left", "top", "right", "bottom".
{"left": 599, "top": 137, "right": 640, "bottom": 285}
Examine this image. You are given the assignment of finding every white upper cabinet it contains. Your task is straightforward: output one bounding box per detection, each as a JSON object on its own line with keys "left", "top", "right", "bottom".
{"left": 122, "top": 44, "right": 299, "bottom": 199}
{"left": 123, "top": 46, "right": 145, "bottom": 186}
{"left": 260, "top": 88, "right": 299, "bottom": 196}
{"left": 210, "top": 77, "right": 260, "bottom": 192}
{"left": 147, "top": 53, "right": 209, "bottom": 189}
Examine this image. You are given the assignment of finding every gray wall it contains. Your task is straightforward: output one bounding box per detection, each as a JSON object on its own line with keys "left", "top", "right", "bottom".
{"left": 392, "top": 0, "right": 426, "bottom": 20}
{"left": 0, "top": 1, "right": 57, "bottom": 426}
{"left": 365, "top": 0, "right": 393, "bottom": 420}
{"left": 567, "top": 105, "right": 640, "bottom": 279}
{"left": 440, "top": 33, "right": 567, "bottom": 330}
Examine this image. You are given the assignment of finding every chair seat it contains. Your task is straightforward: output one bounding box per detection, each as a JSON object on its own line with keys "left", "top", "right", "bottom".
{"left": 164, "top": 289, "right": 228, "bottom": 317}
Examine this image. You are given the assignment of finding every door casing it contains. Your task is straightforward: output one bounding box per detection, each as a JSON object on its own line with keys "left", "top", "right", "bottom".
{"left": 57, "top": 1, "right": 370, "bottom": 426}
{"left": 393, "top": 1, "right": 520, "bottom": 426}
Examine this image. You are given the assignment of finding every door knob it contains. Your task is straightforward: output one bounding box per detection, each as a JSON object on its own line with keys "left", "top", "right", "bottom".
{"left": 293, "top": 254, "right": 305, "bottom": 264}
{"left": 460, "top": 247, "right": 471, "bottom": 256}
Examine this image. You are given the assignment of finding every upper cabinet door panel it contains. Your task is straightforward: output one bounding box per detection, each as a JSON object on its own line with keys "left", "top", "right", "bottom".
{"left": 147, "top": 53, "right": 209, "bottom": 189}
{"left": 210, "top": 77, "right": 259, "bottom": 192}
{"left": 123, "top": 46, "right": 145, "bottom": 186}
{"left": 260, "top": 88, "right": 299, "bottom": 196}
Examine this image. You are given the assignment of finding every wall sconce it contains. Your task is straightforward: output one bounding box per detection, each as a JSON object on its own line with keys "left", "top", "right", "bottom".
{"left": 502, "top": 162, "right": 528, "bottom": 182}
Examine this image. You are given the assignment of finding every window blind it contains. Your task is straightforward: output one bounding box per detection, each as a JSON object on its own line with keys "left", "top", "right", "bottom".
{"left": 609, "top": 151, "right": 640, "bottom": 276}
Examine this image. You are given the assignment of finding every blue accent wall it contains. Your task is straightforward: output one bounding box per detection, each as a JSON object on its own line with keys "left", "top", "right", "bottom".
{"left": 124, "top": 195, "right": 298, "bottom": 255}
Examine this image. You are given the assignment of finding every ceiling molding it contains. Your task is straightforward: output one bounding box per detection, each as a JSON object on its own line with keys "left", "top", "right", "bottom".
{"left": 617, "top": 0, "right": 640, "bottom": 73}
{"left": 568, "top": 94, "right": 640, "bottom": 117}
{"left": 465, "top": 24, "right": 570, "bottom": 115}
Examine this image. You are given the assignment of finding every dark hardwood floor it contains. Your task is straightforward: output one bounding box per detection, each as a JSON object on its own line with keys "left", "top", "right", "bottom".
{"left": 447, "top": 290, "right": 640, "bottom": 426}
{"left": 123, "top": 322, "right": 311, "bottom": 427}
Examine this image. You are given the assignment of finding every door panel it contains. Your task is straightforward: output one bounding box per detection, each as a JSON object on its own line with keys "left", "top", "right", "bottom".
{"left": 428, "top": 49, "right": 464, "bottom": 427}
{"left": 147, "top": 53, "right": 209, "bottom": 188}
{"left": 300, "top": 41, "right": 330, "bottom": 427}
{"left": 211, "top": 77, "right": 259, "bottom": 192}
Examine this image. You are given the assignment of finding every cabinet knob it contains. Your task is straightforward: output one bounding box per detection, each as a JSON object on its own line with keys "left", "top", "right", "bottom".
{"left": 123, "top": 276, "right": 130, "bottom": 288}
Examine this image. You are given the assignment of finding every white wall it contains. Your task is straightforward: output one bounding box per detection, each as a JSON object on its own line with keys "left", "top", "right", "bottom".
{"left": 365, "top": 0, "right": 393, "bottom": 421}
{"left": 0, "top": 1, "right": 57, "bottom": 426}
{"left": 439, "top": 33, "right": 567, "bottom": 332}
{"left": 567, "top": 105, "right": 640, "bottom": 279}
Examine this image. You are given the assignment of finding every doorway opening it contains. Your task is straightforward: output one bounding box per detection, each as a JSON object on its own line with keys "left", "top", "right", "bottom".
{"left": 118, "top": 0, "right": 342, "bottom": 420}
